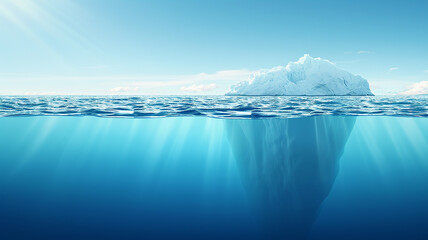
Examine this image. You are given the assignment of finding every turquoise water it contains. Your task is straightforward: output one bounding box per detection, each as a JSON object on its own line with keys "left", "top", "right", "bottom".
{"left": 0, "top": 115, "right": 427, "bottom": 239}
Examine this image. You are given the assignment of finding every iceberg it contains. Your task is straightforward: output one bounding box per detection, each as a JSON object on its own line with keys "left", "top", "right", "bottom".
{"left": 226, "top": 54, "right": 373, "bottom": 96}
{"left": 226, "top": 116, "right": 357, "bottom": 239}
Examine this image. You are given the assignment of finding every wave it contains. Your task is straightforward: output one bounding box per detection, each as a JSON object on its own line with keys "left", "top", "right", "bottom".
{"left": 0, "top": 95, "right": 427, "bottom": 118}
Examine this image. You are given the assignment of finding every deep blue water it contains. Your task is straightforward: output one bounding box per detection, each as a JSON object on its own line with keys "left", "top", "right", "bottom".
{"left": 0, "top": 96, "right": 428, "bottom": 239}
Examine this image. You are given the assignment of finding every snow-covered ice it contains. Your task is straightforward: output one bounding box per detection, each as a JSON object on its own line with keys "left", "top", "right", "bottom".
{"left": 226, "top": 54, "right": 373, "bottom": 96}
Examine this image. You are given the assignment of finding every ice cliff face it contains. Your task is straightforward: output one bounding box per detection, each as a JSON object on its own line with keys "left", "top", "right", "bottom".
{"left": 227, "top": 54, "right": 373, "bottom": 96}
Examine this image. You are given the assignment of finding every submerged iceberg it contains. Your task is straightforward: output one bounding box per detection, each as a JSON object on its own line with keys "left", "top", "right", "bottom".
{"left": 226, "top": 116, "right": 356, "bottom": 239}
{"left": 227, "top": 54, "right": 373, "bottom": 96}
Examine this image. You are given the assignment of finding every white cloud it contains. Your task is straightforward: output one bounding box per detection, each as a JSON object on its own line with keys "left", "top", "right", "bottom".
{"left": 22, "top": 91, "right": 60, "bottom": 95}
{"left": 424, "top": 70, "right": 428, "bottom": 73}
{"left": 109, "top": 86, "right": 140, "bottom": 93}
{"left": 133, "top": 81, "right": 190, "bottom": 88}
{"left": 180, "top": 83, "right": 217, "bottom": 92}
{"left": 400, "top": 81, "right": 428, "bottom": 95}
{"left": 0, "top": 69, "right": 252, "bottom": 95}
{"left": 185, "top": 69, "right": 252, "bottom": 82}
{"left": 389, "top": 67, "right": 399, "bottom": 71}
{"left": 357, "top": 50, "right": 370, "bottom": 54}
{"left": 18, "top": 91, "right": 76, "bottom": 96}
{"left": 368, "top": 79, "right": 411, "bottom": 95}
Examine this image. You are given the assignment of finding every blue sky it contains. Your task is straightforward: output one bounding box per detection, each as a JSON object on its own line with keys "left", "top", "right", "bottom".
{"left": 0, "top": 0, "right": 427, "bottom": 95}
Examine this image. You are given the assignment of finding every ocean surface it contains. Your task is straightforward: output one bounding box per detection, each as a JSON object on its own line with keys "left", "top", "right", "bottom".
{"left": 0, "top": 96, "right": 427, "bottom": 240}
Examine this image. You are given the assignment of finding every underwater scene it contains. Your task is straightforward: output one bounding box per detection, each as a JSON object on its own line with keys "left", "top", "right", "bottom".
{"left": 2, "top": 0, "right": 428, "bottom": 239}
{"left": 0, "top": 96, "right": 427, "bottom": 240}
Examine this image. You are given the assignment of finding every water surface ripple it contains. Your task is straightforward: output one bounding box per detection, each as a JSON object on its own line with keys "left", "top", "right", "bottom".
{"left": 0, "top": 96, "right": 427, "bottom": 118}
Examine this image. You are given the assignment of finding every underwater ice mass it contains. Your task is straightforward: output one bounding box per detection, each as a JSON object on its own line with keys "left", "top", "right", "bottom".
{"left": 226, "top": 116, "right": 356, "bottom": 239}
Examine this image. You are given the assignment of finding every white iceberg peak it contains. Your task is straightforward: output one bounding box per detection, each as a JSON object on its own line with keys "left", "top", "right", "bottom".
{"left": 227, "top": 55, "right": 373, "bottom": 96}
{"left": 297, "top": 54, "right": 316, "bottom": 63}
